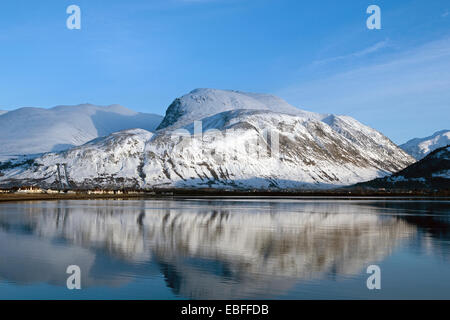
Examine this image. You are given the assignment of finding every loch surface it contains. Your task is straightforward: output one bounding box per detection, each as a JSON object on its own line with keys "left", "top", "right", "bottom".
{"left": 0, "top": 198, "right": 449, "bottom": 299}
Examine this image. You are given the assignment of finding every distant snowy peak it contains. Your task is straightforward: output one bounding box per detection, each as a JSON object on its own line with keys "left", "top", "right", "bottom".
{"left": 0, "top": 104, "right": 163, "bottom": 158}
{"left": 0, "top": 110, "right": 8, "bottom": 115}
{"left": 157, "top": 88, "right": 325, "bottom": 130}
{"left": 401, "top": 130, "right": 450, "bottom": 160}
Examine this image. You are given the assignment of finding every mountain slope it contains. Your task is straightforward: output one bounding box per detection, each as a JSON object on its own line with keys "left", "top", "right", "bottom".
{"left": 0, "top": 104, "right": 163, "bottom": 158}
{"left": 0, "top": 89, "right": 414, "bottom": 190}
{"left": 400, "top": 130, "right": 450, "bottom": 160}
{"left": 0, "top": 110, "right": 7, "bottom": 116}
{"left": 354, "top": 145, "right": 450, "bottom": 190}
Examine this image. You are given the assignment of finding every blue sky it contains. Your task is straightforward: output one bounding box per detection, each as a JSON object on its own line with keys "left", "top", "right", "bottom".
{"left": 0, "top": 0, "right": 449, "bottom": 143}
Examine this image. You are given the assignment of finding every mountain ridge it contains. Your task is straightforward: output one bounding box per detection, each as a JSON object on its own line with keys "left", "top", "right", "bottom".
{"left": 0, "top": 89, "right": 415, "bottom": 190}
{"left": 0, "top": 103, "right": 163, "bottom": 158}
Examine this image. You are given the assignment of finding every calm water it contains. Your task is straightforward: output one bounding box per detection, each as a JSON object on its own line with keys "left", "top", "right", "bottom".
{"left": 0, "top": 198, "right": 449, "bottom": 300}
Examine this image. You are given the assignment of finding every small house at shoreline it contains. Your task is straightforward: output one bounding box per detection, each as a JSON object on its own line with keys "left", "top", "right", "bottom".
{"left": 16, "top": 186, "right": 44, "bottom": 194}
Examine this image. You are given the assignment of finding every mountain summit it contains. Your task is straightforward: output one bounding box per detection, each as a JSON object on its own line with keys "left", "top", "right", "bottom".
{"left": 157, "top": 88, "right": 323, "bottom": 130}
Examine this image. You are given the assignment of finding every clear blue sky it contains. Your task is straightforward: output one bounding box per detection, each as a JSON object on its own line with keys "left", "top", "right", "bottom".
{"left": 0, "top": 0, "right": 449, "bottom": 143}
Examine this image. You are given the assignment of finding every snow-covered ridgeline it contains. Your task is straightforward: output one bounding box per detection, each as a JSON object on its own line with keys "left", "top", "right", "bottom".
{"left": 0, "top": 103, "right": 162, "bottom": 158}
{"left": 400, "top": 130, "right": 450, "bottom": 160}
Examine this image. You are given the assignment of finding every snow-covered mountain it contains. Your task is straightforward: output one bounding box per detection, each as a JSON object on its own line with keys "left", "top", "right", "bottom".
{"left": 354, "top": 145, "right": 449, "bottom": 190}
{"left": 0, "top": 104, "right": 163, "bottom": 158}
{"left": 0, "top": 110, "right": 7, "bottom": 116}
{"left": 400, "top": 130, "right": 450, "bottom": 160}
{"left": 0, "top": 89, "right": 415, "bottom": 190}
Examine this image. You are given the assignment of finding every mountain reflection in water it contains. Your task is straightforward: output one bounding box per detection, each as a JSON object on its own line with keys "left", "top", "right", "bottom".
{"left": 0, "top": 199, "right": 449, "bottom": 299}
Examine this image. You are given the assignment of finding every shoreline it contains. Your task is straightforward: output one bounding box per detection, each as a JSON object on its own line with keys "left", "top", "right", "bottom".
{"left": 0, "top": 189, "right": 449, "bottom": 203}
